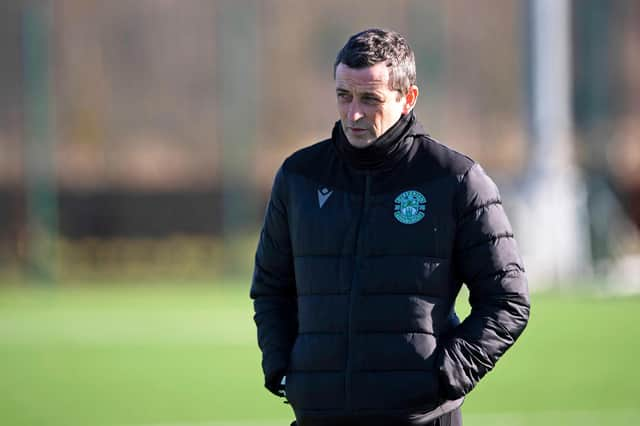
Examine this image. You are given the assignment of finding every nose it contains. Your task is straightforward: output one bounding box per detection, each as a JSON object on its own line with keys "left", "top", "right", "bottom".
{"left": 347, "top": 101, "right": 364, "bottom": 122}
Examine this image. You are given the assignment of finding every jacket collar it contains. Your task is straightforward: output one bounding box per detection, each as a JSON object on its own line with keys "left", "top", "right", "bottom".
{"left": 331, "top": 111, "right": 425, "bottom": 172}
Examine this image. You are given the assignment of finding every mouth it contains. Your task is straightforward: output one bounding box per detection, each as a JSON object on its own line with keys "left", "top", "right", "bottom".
{"left": 348, "top": 127, "right": 367, "bottom": 134}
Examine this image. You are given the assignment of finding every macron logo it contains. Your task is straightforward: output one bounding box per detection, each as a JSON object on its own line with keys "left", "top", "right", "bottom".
{"left": 317, "top": 187, "right": 333, "bottom": 208}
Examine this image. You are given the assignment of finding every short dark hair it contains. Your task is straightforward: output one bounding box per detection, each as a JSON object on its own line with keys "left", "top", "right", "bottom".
{"left": 334, "top": 28, "right": 416, "bottom": 95}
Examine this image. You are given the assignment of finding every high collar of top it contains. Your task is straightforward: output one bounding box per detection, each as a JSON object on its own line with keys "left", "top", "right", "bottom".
{"left": 332, "top": 111, "right": 425, "bottom": 172}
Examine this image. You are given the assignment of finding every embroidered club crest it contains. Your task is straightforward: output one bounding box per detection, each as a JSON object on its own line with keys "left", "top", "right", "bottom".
{"left": 394, "top": 190, "right": 426, "bottom": 224}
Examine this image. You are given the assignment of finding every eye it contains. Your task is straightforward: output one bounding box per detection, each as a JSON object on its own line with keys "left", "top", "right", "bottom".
{"left": 337, "top": 92, "right": 351, "bottom": 102}
{"left": 362, "top": 96, "right": 382, "bottom": 105}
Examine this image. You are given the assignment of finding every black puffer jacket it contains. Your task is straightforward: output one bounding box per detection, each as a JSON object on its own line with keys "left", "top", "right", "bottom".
{"left": 251, "top": 112, "right": 530, "bottom": 426}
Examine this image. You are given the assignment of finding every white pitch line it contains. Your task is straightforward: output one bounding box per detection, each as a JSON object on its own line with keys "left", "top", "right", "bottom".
{"left": 128, "top": 422, "right": 287, "bottom": 426}
{"left": 0, "top": 315, "right": 256, "bottom": 346}
{"left": 128, "top": 409, "right": 640, "bottom": 426}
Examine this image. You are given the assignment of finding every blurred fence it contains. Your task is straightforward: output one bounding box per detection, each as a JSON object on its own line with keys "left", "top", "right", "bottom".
{"left": 0, "top": 0, "right": 639, "bottom": 286}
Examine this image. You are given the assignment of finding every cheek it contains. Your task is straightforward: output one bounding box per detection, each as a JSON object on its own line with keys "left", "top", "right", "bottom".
{"left": 382, "top": 106, "right": 402, "bottom": 124}
{"left": 337, "top": 103, "right": 349, "bottom": 118}
{"left": 372, "top": 109, "right": 389, "bottom": 127}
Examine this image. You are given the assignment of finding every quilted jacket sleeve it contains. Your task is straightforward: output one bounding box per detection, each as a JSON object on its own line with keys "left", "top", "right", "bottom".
{"left": 250, "top": 166, "right": 298, "bottom": 396}
{"left": 437, "top": 163, "right": 530, "bottom": 399}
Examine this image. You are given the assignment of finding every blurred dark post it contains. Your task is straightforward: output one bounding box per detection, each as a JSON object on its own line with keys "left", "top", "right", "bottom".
{"left": 22, "top": 0, "right": 57, "bottom": 284}
{"left": 519, "top": 0, "right": 590, "bottom": 285}
{"left": 573, "top": 1, "right": 615, "bottom": 263}
{"left": 215, "top": 0, "right": 259, "bottom": 275}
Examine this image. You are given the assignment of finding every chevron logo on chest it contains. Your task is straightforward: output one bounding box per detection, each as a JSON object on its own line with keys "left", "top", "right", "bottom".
{"left": 317, "top": 187, "right": 333, "bottom": 208}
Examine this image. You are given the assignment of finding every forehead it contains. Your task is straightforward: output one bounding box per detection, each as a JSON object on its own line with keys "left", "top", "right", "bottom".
{"left": 335, "top": 62, "right": 392, "bottom": 92}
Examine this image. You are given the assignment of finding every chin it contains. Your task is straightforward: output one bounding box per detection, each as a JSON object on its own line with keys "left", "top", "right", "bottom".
{"left": 347, "top": 131, "right": 375, "bottom": 146}
{"left": 347, "top": 136, "right": 374, "bottom": 148}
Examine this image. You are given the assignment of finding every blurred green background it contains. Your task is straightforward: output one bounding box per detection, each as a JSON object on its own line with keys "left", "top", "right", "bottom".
{"left": 1, "top": 0, "right": 640, "bottom": 425}
{"left": 2, "top": 283, "right": 639, "bottom": 426}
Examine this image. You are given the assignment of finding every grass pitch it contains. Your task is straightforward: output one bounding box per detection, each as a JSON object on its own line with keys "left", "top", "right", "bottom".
{"left": 1, "top": 281, "right": 639, "bottom": 426}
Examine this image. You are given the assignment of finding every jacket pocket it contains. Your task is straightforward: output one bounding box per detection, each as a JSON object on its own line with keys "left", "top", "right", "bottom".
{"left": 351, "top": 370, "right": 441, "bottom": 410}
{"left": 284, "top": 371, "right": 345, "bottom": 411}
{"left": 289, "top": 333, "right": 347, "bottom": 372}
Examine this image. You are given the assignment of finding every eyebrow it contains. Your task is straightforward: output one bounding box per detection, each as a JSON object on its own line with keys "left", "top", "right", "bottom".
{"left": 335, "top": 88, "right": 383, "bottom": 98}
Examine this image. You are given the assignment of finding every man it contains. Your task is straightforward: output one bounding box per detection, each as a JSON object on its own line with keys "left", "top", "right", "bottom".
{"left": 251, "top": 28, "right": 529, "bottom": 426}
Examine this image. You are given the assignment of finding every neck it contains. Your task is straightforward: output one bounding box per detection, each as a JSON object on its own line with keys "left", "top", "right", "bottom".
{"left": 332, "top": 111, "right": 423, "bottom": 171}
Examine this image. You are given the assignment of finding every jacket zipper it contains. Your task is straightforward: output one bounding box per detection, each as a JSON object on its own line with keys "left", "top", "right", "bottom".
{"left": 345, "top": 174, "right": 371, "bottom": 412}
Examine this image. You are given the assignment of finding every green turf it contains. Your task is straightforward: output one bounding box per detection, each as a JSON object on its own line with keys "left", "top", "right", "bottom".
{"left": 1, "top": 282, "right": 639, "bottom": 425}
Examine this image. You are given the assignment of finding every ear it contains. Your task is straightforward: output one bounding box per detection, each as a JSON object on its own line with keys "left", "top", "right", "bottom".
{"left": 402, "top": 85, "right": 419, "bottom": 114}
